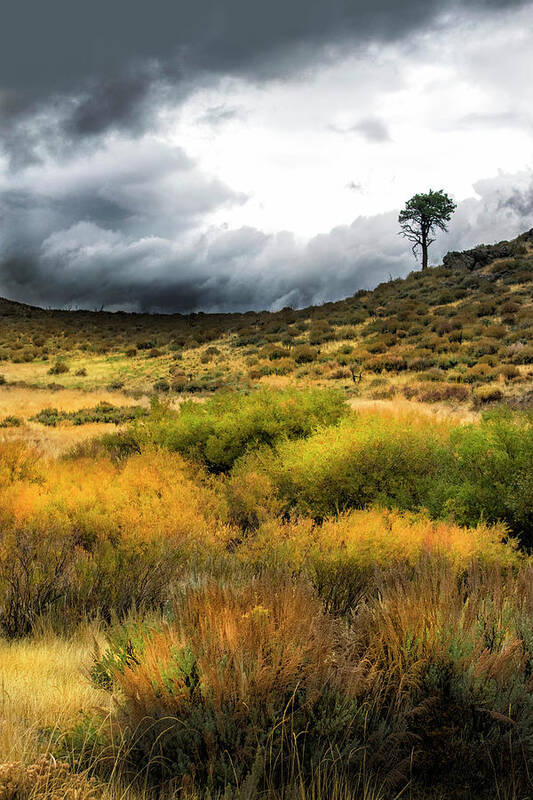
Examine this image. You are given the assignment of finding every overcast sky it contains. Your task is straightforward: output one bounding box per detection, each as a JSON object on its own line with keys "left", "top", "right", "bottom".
{"left": 1, "top": 0, "right": 532, "bottom": 312}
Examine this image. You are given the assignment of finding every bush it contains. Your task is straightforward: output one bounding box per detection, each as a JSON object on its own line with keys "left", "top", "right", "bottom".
{"left": 90, "top": 565, "right": 533, "bottom": 798}
{"left": 500, "top": 364, "right": 520, "bottom": 380}
{"left": 48, "top": 359, "right": 69, "bottom": 375}
{"left": 439, "top": 410, "right": 533, "bottom": 543}
{"left": 0, "top": 449, "right": 225, "bottom": 636}
{"left": 292, "top": 344, "right": 318, "bottom": 363}
{"left": 233, "top": 407, "right": 533, "bottom": 543}
{"left": 238, "top": 509, "right": 520, "bottom": 614}
{"left": 414, "top": 383, "right": 470, "bottom": 403}
{"left": 473, "top": 384, "right": 504, "bottom": 405}
{"left": 153, "top": 379, "right": 170, "bottom": 392}
{"left": 512, "top": 346, "right": 533, "bottom": 365}
{"left": 0, "top": 415, "right": 22, "bottom": 428}
{"left": 364, "top": 354, "right": 406, "bottom": 373}
{"left": 30, "top": 402, "right": 148, "bottom": 427}
{"left": 95, "top": 578, "right": 364, "bottom": 792}
{"left": 240, "top": 412, "right": 452, "bottom": 519}
{"left": 121, "top": 387, "right": 347, "bottom": 473}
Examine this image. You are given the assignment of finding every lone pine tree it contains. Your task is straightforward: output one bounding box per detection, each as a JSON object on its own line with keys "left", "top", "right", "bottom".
{"left": 399, "top": 189, "right": 457, "bottom": 270}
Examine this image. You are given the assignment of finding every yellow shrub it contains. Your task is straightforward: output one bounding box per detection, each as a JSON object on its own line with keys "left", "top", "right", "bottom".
{"left": 237, "top": 508, "right": 522, "bottom": 613}
{"left": 0, "top": 446, "right": 228, "bottom": 635}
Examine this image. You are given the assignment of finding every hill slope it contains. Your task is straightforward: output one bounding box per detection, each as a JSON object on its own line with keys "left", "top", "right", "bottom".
{"left": 0, "top": 228, "right": 532, "bottom": 403}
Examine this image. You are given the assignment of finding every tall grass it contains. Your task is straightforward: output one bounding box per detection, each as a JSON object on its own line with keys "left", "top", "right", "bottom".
{"left": 2, "top": 390, "right": 533, "bottom": 799}
{"left": 0, "top": 444, "right": 227, "bottom": 635}
{"left": 82, "top": 566, "right": 533, "bottom": 799}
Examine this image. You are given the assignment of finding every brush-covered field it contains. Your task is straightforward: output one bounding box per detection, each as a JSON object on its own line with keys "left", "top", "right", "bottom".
{"left": 1, "top": 232, "right": 533, "bottom": 800}
{"left": 1, "top": 384, "right": 533, "bottom": 800}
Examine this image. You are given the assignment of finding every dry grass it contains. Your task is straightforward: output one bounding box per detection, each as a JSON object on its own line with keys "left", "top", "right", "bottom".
{"left": 0, "top": 387, "right": 148, "bottom": 418}
{"left": 0, "top": 630, "right": 108, "bottom": 762}
{"left": 348, "top": 396, "right": 478, "bottom": 422}
{"left": 0, "top": 423, "right": 129, "bottom": 457}
{"left": 0, "top": 387, "right": 153, "bottom": 455}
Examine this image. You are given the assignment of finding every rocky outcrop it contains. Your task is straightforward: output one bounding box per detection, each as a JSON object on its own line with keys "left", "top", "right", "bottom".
{"left": 442, "top": 229, "right": 533, "bottom": 271}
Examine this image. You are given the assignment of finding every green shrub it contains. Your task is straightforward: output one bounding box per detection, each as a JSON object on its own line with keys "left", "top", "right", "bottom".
{"left": 126, "top": 387, "right": 347, "bottom": 472}
{"left": 0, "top": 415, "right": 22, "bottom": 428}
{"left": 439, "top": 410, "right": 533, "bottom": 543}
{"left": 242, "top": 413, "right": 452, "bottom": 519}
{"left": 31, "top": 402, "right": 149, "bottom": 427}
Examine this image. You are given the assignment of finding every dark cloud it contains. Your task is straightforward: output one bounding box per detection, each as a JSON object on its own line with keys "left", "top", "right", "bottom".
{"left": 0, "top": 138, "right": 245, "bottom": 239}
{"left": 1, "top": 1, "right": 531, "bottom": 316}
{"left": 66, "top": 72, "right": 159, "bottom": 138}
{"left": 0, "top": 0, "right": 527, "bottom": 143}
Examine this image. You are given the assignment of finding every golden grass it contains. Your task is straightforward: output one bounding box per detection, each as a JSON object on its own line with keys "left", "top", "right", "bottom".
{"left": 0, "top": 446, "right": 225, "bottom": 549}
{"left": 0, "top": 386, "right": 148, "bottom": 418}
{"left": 348, "top": 395, "right": 478, "bottom": 422}
{"left": 0, "top": 341, "right": 250, "bottom": 394}
{"left": 0, "top": 423, "right": 128, "bottom": 457}
{"left": 0, "top": 630, "right": 108, "bottom": 762}
{"left": 0, "top": 386, "right": 151, "bottom": 455}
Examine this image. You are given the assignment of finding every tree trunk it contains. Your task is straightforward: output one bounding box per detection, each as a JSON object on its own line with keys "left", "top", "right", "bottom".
{"left": 421, "top": 228, "right": 428, "bottom": 270}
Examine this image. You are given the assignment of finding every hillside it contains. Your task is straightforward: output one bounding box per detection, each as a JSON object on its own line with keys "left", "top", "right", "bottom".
{"left": 0, "top": 228, "right": 532, "bottom": 405}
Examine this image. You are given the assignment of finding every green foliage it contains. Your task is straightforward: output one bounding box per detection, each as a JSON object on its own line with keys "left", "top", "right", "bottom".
{"left": 234, "top": 407, "right": 533, "bottom": 543}
{"left": 90, "top": 620, "right": 154, "bottom": 691}
{"left": 0, "top": 415, "right": 22, "bottom": 428}
{"left": 129, "top": 387, "right": 347, "bottom": 472}
{"left": 440, "top": 409, "right": 533, "bottom": 542}
{"left": 30, "top": 402, "right": 148, "bottom": 427}
{"left": 243, "top": 413, "right": 452, "bottom": 519}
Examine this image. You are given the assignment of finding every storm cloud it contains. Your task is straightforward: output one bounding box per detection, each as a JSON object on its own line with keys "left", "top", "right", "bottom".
{"left": 1, "top": 0, "right": 532, "bottom": 313}
{"left": 1, "top": 165, "right": 532, "bottom": 314}
{"left": 1, "top": 0, "right": 529, "bottom": 144}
